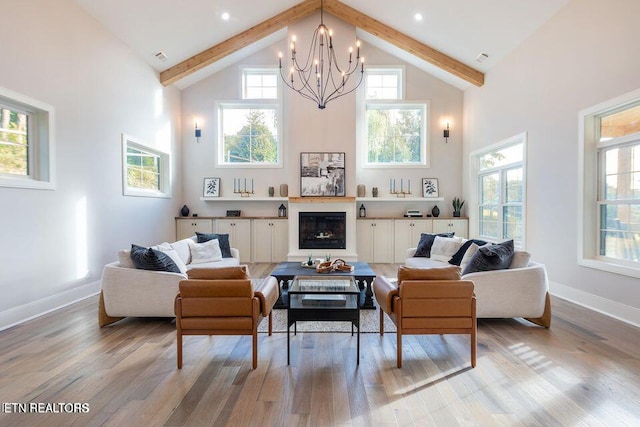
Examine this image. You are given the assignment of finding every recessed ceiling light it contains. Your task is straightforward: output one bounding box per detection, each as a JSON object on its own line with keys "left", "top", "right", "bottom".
{"left": 414, "top": 13, "right": 423, "bottom": 21}
{"left": 221, "top": 12, "right": 230, "bottom": 21}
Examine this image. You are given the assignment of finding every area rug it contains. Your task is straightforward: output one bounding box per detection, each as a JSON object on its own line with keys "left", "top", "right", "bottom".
{"left": 258, "top": 309, "right": 396, "bottom": 333}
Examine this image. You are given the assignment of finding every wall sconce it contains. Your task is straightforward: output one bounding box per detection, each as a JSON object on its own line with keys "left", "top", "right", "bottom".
{"left": 443, "top": 122, "right": 450, "bottom": 143}
{"left": 194, "top": 121, "right": 202, "bottom": 143}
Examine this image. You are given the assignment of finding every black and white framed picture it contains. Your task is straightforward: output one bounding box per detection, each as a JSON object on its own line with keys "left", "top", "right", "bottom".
{"left": 300, "top": 152, "right": 345, "bottom": 197}
{"left": 422, "top": 178, "right": 439, "bottom": 198}
{"left": 203, "top": 177, "right": 220, "bottom": 197}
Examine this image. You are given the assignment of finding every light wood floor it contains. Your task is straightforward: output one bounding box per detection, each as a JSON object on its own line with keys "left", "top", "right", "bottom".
{"left": 1, "top": 263, "right": 639, "bottom": 426}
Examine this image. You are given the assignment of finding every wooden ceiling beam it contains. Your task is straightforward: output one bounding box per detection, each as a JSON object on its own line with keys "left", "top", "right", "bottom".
{"left": 323, "top": 0, "right": 484, "bottom": 87}
{"left": 160, "top": 0, "right": 321, "bottom": 86}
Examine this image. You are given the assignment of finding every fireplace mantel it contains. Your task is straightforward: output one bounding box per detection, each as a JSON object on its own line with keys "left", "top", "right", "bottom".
{"left": 289, "top": 197, "right": 356, "bottom": 203}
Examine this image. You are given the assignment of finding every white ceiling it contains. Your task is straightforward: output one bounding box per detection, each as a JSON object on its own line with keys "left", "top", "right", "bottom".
{"left": 74, "top": 0, "right": 569, "bottom": 90}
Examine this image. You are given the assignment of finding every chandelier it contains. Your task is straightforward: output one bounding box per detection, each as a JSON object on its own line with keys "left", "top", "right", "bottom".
{"left": 278, "top": 0, "right": 364, "bottom": 109}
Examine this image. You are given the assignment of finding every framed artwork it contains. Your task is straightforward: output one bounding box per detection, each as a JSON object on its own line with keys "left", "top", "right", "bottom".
{"left": 300, "top": 152, "right": 345, "bottom": 197}
{"left": 422, "top": 178, "right": 439, "bottom": 198}
{"left": 203, "top": 177, "right": 220, "bottom": 197}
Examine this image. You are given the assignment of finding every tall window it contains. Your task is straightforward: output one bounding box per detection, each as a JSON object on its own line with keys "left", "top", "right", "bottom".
{"left": 580, "top": 91, "right": 640, "bottom": 276}
{"left": 0, "top": 87, "right": 54, "bottom": 190}
{"left": 121, "top": 134, "right": 170, "bottom": 198}
{"left": 473, "top": 133, "right": 526, "bottom": 247}
{"left": 217, "top": 68, "right": 282, "bottom": 167}
{"left": 362, "top": 67, "right": 428, "bottom": 167}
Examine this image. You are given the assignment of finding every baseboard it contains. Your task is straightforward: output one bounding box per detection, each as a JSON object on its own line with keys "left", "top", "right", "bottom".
{"left": 0, "top": 280, "right": 101, "bottom": 332}
{"left": 550, "top": 281, "right": 640, "bottom": 328}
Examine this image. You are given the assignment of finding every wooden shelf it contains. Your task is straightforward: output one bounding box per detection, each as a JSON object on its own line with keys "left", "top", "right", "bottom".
{"left": 356, "top": 197, "right": 444, "bottom": 202}
{"left": 288, "top": 197, "right": 356, "bottom": 203}
{"left": 200, "top": 197, "right": 289, "bottom": 202}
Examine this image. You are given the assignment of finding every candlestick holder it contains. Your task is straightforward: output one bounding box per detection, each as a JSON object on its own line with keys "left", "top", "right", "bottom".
{"left": 233, "top": 178, "right": 255, "bottom": 197}
{"left": 389, "top": 178, "right": 412, "bottom": 197}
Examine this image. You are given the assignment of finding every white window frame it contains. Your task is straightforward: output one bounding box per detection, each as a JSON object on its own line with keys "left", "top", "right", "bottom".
{"left": 0, "top": 87, "right": 55, "bottom": 190}
{"left": 470, "top": 132, "right": 527, "bottom": 249}
{"left": 365, "top": 66, "right": 404, "bottom": 100}
{"left": 242, "top": 68, "right": 279, "bottom": 100}
{"left": 121, "top": 134, "right": 170, "bottom": 198}
{"left": 579, "top": 88, "right": 640, "bottom": 278}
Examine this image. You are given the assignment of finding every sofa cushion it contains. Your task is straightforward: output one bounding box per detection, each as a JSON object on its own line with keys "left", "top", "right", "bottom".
{"left": 509, "top": 251, "right": 531, "bottom": 269}
{"left": 430, "top": 236, "right": 464, "bottom": 262}
{"left": 171, "top": 238, "right": 195, "bottom": 264}
{"left": 158, "top": 248, "right": 188, "bottom": 274}
{"left": 405, "top": 257, "right": 450, "bottom": 269}
{"left": 188, "top": 239, "right": 223, "bottom": 264}
{"left": 398, "top": 265, "right": 462, "bottom": 283}
{"left": 462, "top": 240, "right": 515, "bottom": 275}
{"left": 196, "top": 232, "right": 232, "bottom": 258}
{"left": 117, "top": 249, "right": 135, "bottom": 269}
{"left": 414, "top": 232, "right": 454, "bottom": 257}
{"left": 130, "top": 244, "right": 181, "bottom": 273}
{"left": 449, "top": 239, "right": 489, "bottom": 266}
{"left": 185, "top": 258, "right": 240, "bottom": 270}
{"left": 187, "top": 265, "right": 250, "bottom": 279}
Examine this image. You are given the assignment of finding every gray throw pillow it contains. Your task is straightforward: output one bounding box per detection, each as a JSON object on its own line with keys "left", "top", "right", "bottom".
{"left": 195, "top": 232, "right": 232, "bottom": 258}
{"left": 414, "top": 232, "right": 454, "bottom": 257}
{"left": 130, "top": 244, "right": 181, "bottom": 273}
{"left": 462, "top": 240, "right": 515, "bottom": 275}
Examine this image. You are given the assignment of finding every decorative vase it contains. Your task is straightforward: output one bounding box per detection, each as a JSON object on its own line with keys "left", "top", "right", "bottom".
{"left": 268, "top": 187, "right": 275, "bottom": 197}
{"left": 180, "top": 205, "right": 189, "bottom": 217}
{"left": 453, "top": 211, "right": 461, "bottom": 217}
{"left": 431, "top": 205, "right": 440, "bottom": 217}
{"left": 372, "top": 187, "right": 378, "bottom": 197}
{"left": 280, "top": 184, "right": 288, "bottom": 197}
{"left": 357, "top": 184, "right": 366, "bottom": 197}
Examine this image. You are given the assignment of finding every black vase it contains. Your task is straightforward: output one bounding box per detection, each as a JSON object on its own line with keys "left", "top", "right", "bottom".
{"left": 180, "top": 205, "right": 190, "bottom": 217}
{"left": 431, "top": 205, "right": 440, "bottom": 217}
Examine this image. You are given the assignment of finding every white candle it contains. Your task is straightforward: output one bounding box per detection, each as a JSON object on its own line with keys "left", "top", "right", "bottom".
{"left": 251, "top": 179, "right": 254, "bottom": 193}
{"left": 401, "top": 179, "right": 403, "bottom": 192}
{"left": 244, "top": 178, "right": 247, "bottom": 192}
{"left": 408, "top": 179, "right": 411, "bottom": 193}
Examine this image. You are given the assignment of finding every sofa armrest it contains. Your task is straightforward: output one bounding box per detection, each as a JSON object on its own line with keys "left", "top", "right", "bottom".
{"left": 373, "top": 276, "right": 399, "bottom": 314}
{"left": 406, "top": 248, "right": 417, "bottom": 258}
{"left": 230, "top": 248, "right": 240, "bottom": 259}
{"left": 253, "top": 276, "right": 279, "bottom": 317}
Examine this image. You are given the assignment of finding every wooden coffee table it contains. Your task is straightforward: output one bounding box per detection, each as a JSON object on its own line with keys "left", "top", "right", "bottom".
{"left": 287, "top": 276, "right": 360, "bottom": 365}
{"left": 270, "top": 261, "right": 376, "bottom": 309}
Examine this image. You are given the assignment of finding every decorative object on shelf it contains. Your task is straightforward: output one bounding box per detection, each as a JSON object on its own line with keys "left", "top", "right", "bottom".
{"left": 233, "top": 177, "right": 254, "bottom": 197}
{"left": 432, "top": 205, "right": 440, "bottom": 217}
{"left": 316, "top": 258, "right": 354, "bottom": 273}
{"left": 422, "top": 178, "right": 439, "bottom": 197}
{"left": 300, "top": 152, "right": 345, "bottom": 197}
{"left": 390, "top": 178, "right": 411, "bottom": 197}
{"left": 325, "top": 254, "right": 331, "bottom": 262}
{"left": 192, "top": 213, "right": 198, "bottom": 217}
{"left": 278, "top": 204, "right": 287, "bottom": 217}
{"left": 226, "top": 210, "right": 241, "bottom": 217}
{"left": 180, "top": 205, "right": 190, "bottom": 217}
{"left": 278, "top": 0, "right": 364, "bottom": 110}
{"left": 443, "top": 122, "right": 450, "bottom": 143}
{"left": 452, "top": 197, "right": 465, "bottom": 217}
{"left": 203, "top": 177, "right": 220, "bottom": 197}
{"left": 372, "top": 187, "right": 378, "bottom": 197}
{"left": 307, "top": 254, "right": 314, "bottom": 266}
{"left": 279, "top": 183, "right": 288, "bottom": 197}
{"left": 357, "top": 184, "right": 366, "bottom": 197}
{"left": 194, "top": 120, "right": 202, "bottom": 143}
{"left": 359, "top": 203, "right": 366, "bottom": 218}
{"left": 268, "top": 186, "right": 275, "bottom": 197}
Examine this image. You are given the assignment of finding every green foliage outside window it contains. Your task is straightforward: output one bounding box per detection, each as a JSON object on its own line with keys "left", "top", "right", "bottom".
{"left": 223, "top": 109, "right": 278, "bottom": 164}
{"left": 126, "top": 147, "right": 160, "bottom": 190}
{"left": 0, "top": 107, "right": 29, "bottom": 175}
{"left": 367, "top": 107, "right": 422, "bottom": 163}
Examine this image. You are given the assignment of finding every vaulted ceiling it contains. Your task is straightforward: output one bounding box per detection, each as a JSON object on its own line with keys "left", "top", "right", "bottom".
{"left": 75, "top": 0, "right": 570, "bottom": 90}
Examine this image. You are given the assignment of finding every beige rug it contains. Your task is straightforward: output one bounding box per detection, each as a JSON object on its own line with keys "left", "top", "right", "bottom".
{"left": 258, "top": 308, "right": 396, "bottom": 333}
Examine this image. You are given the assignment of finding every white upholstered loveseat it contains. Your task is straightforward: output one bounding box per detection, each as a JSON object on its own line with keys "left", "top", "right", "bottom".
{"left": 405, "top": 248, "right": 551, "bottom": 327}
{"left": 99, "top": 236, "right": 240, "bottom": 327}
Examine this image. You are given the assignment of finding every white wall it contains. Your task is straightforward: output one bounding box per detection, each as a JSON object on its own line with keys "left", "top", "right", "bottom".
{"left": 180, "top": 11, "right": 463, "bottom": 220}
{"left": 0, "top": 0, "right": 182, "bottom": 329}
{"left": 463, "top": 0, "right": 640, "bottom": 324}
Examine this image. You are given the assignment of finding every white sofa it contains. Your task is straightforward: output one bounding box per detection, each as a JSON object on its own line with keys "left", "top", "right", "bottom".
{"left": 405, "top": 248, "right": 551, "bottom": 327}
{"left": 99, "top": 236, "right": 240, "bottom": 327}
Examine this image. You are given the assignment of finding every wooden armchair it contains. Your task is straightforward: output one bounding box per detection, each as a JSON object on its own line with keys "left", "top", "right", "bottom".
{"left": 373, "top": 266, "right": 477, "bottom": 368}
{"left": 174, "top": 266, "right": 279, "bottom": 369}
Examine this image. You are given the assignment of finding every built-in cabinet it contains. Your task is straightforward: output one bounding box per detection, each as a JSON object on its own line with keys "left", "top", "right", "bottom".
{"left": 393, "top": 219, "right": 433, "bottom": 263}
{"left": 215, "top": 219, "right": 252, "bottom": 263}
{"left": 356, "top": 219, "right": 394, "bottom": 263}
{"left": 432, "top": 219, "right": 468, "bottom": 238}
{"left": 175, "top": 219, "right": 213, "bottom": 240}
{"left": 252, "top": 219, "right": 288, "bottom": 262}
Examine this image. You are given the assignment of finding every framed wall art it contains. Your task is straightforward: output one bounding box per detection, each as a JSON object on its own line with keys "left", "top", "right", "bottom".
{"left": 300, "top": 152, "right": 345, "bottom": 197}
{"left": 203, "top": 177, "right": 220, "bottom": 197}
{"left": 422, "top": 178, "right": 439, "bottom": 198}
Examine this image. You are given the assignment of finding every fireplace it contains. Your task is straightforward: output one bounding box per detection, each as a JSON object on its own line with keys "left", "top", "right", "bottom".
{"left": 299, "top": 212, "right": 346, "bottom": 250}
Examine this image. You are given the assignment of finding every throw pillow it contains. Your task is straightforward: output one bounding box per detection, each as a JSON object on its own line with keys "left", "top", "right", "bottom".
{"left": 130, "top": 244, "right": 181, "bottom": 273}
{"left": 448, "top": 239, "right": 488, "bottom": 265}
{"left": 430, "top": 236, "right": 464, "bottom": 262}
{"left": 414, "top": 232, "right": 455, "bottom": 258}
{"left": 196, "top": 232, "right": 232, "bottom": 258}
{"left": 397, "top": 265, "right": 462, "bottom": 282}
{"left": 509, "top": 251, "right": 531, "bottom": 269}
{"left": 462, "top": 240, "right": 515, "bottom": 275}
{"left": 459, "top": 243, "right": 490, "bottom": 269}
{"left": 187, "top": 265, "right": 250, "bottom": 280}
{"left": 158, "top": 248, "right": 188, "bottom": 274}
{"left": 117, "top": 249, "right": 135, "bottom": 269}
{"left": 189, "top": 239, "right": 223, "bottom": 264}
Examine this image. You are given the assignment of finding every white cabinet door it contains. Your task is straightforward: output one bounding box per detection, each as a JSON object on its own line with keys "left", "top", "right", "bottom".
{"left": 271, "top": 219, "right": 289, "bottom": 261}
{"left": 432, "top": 219, "right": 468, "bottom": 238}
{"left": 356, "top": 220, "right": 374, "bottom": 262}
{"left": 175, "top": 219, "right": 212, "bottom": 240}
{"left": 393, "top": 219, "right": 432, "bottom": 262}
{"left": 373, "top": 220, "right": 394, "bottom": 263}
{"left": 252, "top": 220, "right": 272, "bottom": 262}
{"left": 216, "top": 219, "right": 252, "bottom": 262}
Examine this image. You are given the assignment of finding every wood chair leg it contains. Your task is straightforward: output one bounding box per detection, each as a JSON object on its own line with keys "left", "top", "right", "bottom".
{"left": 379, "top": 307, "right": 384, "bottom": 336}
{"left": 98, "top": 291, "right": 124, "bottom": 328}
{"left": 268, "top": 311, "right": 273, "bottom": 336}
{"left": 524, "top": 292, "right": 552, "bottom": 328}
{"left": 471, "top": 324, "right": 477, "bottom": 368}
{"left": 252, "top": 330, "right": 258, "bottom": 369}
{"left": 396, "top": 299, "right": 402, "bottom": 368}
{"left": 177, "top": 332, "right": 182, "bottom": 369}
{"left": 397, "top": 329, "right": 402, "bottom": 368}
